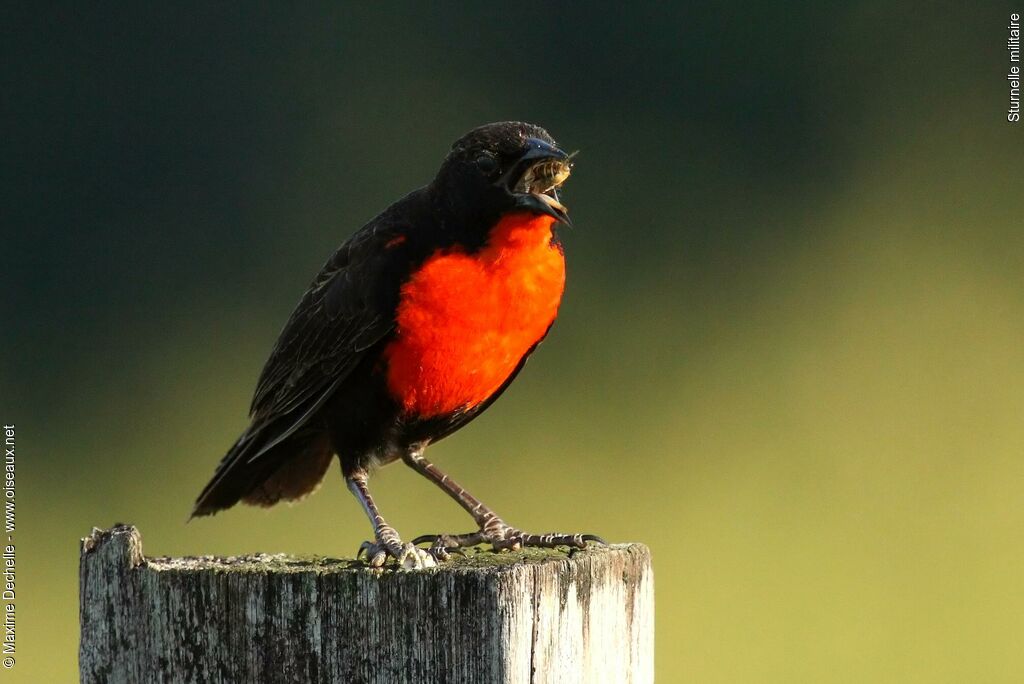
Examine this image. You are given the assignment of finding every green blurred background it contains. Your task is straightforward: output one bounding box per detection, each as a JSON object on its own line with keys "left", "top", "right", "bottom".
{"left": 5, "top": 3, "right": 1023, "bottom": 681}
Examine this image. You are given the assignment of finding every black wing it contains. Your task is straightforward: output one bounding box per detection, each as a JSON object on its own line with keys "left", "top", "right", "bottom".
{"left": 250, "top": 227, "right": 398, "bottom": 423}
{"left": 191, "top": 192, "right": 424, "bottom": 517}
{"left": 244, "top": 194, "right": 424, "bottom": 452}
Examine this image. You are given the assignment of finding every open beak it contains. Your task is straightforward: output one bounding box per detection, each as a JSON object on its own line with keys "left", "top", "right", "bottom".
{"left": 499, "top": 137, "right": 573, "bottom": 225}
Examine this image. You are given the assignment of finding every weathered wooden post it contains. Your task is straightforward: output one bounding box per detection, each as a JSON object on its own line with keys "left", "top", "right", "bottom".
{"left": 79, "top": 525, "right": 654, "bottom": 683}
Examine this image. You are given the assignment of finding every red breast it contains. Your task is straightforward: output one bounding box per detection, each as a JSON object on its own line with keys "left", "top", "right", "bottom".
{"left": 383, "top": 212, "right": 565, "bottom": 417}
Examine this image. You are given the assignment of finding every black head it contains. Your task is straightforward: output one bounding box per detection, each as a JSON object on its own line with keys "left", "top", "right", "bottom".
{"left": 431, "top": 121, "right": 573, "bottom": 228}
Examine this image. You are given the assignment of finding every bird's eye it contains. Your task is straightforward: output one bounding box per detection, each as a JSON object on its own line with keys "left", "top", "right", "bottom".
{"left": 475, "top": 153, "right": 498, "bottom": 174}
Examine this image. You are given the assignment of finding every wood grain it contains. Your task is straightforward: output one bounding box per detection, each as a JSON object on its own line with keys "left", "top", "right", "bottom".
{"left": 79, "top": 525, "right": 653, "bottom": 683}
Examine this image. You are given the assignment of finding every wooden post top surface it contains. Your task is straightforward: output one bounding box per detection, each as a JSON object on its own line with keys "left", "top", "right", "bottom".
{"left": 81, "top": 523, "right": 647, "bottom": 573}
{"left": 79, "top": 524, "right": 654, "bottom": 684}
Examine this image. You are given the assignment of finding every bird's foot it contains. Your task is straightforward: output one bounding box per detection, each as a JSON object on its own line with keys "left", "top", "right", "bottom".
{"left": 413, "top": 519, "right": 606, "bottom": 560}
{"left": 357, "top": 525, "right": 437, "bottom": 569}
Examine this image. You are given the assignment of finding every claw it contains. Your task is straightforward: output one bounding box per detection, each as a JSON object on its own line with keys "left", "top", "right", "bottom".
{"left": 492, "top": 536, "right": 522, "bottom": 551}
{"left": 356, "top": 540, "right": 375, "bottom": 560}
{"left": 357, "top": 539, "right": 436, "bottom": 569}
{"left": 411, "top": 534, "right": 440, "bottom": 546}
{"left": 412, "top": 533, "right": 478, "bottom": 563}
{"left": 397, "top": 543, "right": 436, "bottom": 569}
{"left": 413, "top": 523, "right": 607, "bottom": 557}
{"left": 358, "top": 542, "right": 387, "bottom": 567}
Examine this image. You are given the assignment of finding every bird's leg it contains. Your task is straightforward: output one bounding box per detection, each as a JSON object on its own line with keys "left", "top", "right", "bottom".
{"left": 346, "top": 468, "right": 435, "bottom": 569}
{"left": 402, "top": 449, "right": 605, "bottom": 559}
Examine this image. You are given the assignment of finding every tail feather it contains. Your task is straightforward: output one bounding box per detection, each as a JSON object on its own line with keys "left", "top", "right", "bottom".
{"left": 241, "top": 432, "right": 333, "bottom": 507}
{"left": 192, "top": 374, "right": 345, "bottom": 520}
{"left": 190, "top": 425, "right": 332, "bottom": 519}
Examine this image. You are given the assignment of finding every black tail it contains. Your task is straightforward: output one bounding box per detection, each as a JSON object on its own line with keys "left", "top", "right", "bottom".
{"left": 190, "top": 422, "right": 331, "bottom": 518}
{"left": 191, "top": 427, "right": 265, "bottom": 518}
{"left": 192, "top": 376, "right": 345, "bottom": 519}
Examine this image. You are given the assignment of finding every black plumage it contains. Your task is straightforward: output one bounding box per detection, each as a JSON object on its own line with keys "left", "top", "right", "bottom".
{"left": 192, "top": 122, "right": 602, "bottom": 567}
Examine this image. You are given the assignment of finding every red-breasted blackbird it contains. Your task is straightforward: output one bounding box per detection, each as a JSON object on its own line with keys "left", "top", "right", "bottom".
{"left": 192, "top": 122, "right": 602, "bottom": 568}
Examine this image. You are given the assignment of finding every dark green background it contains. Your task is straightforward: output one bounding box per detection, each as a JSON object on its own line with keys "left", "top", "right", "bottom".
{"left": 6, "top": 3, "right": 1022, "bottom": 680}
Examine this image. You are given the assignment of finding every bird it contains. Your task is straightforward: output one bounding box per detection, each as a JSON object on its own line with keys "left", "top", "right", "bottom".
{"left": 191, "top": 121, "right": 602, "bottom": 568}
